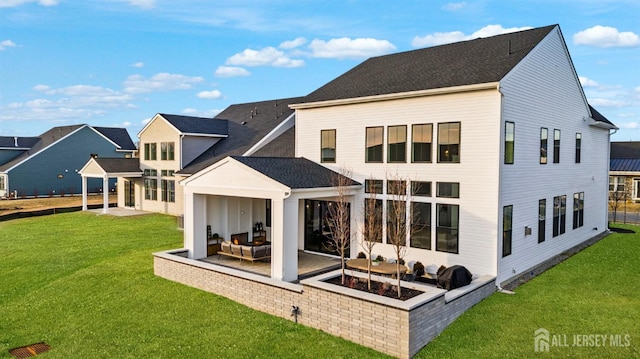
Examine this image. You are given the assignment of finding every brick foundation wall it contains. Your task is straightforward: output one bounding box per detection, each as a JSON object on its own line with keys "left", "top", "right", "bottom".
{"left": 154, "top": 251, "right": 495, "bottom": 359}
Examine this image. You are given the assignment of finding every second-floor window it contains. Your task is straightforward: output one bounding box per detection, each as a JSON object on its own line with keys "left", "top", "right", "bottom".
{"left": 387, "top": 125, "right": 407, "bottom": 163}
{"left": 553, "top": 129, "right": 561, "bottom": 163}
{"left": 144, "top": 143, "right": 157, "bottom": 161}
{"left": 412, "top": 124, "right": 432, "bottom": 163}
{"left": 161, "top": 142, "right": 175, "bottom": 161}
{"left": 540, "top": 128, "right": 548, "bottom": 164}
{"left": 505, "top": 122, "right": 515, "bottom": 164}
{"left": 575, "top": 133, "right": 581, "bottom": 164}
{"left": 365, "top": 126, "right": 383, "bottom": 163}
{"left": 438, "top": 122, "right": 460, "bottom": 163}
{"left": 321, "top": 129, "right": 336, "bottom": 163}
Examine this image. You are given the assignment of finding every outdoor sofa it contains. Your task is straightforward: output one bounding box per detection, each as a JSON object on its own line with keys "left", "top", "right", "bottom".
{"left": 219, "top": 232, "right": 271, "bottom": 262}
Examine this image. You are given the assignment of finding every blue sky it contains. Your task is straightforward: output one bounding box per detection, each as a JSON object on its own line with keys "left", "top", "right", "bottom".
{"left": 1, "top": 0, "right": 639, "bottom": 141}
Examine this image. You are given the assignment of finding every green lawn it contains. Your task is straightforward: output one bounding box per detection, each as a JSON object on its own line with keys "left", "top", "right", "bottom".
{"left": 0, "top": 213, "right": 638, "bottom": 358}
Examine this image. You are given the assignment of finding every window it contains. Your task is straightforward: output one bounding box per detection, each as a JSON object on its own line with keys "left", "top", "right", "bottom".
{"left": 553, "top": 129, "right": 560, "bottom": 163}
{"left": 387, "top": 180, "right": 406, "bottom": 195}
{"left": 143, "top": 169, "right": 157, "bottom": 177}
{"left": 161, "top": 179, "right": 175, "bottom": 203}
{"left": 365, "top": 126, "right": 383, "bottom": 163}
{"left": 386, "top": 200, "right": 406, "bottom": 245}
{"left": 438, "top": 122, "right": 460, "bottom": 163}
{"left": 505, "top": 122, "right": 515, "bottom": 164}
{"left": 436, "top": 182, "right": 459, "bottom": 198}
{"left": 540, "top": 128, "right": 548, "bottom": 164}
{"left": 503, "top": 205, "right": 513, "bottom": 257}
{"left": 364, "top": 199, "right": 383, "bottom": 243}
{"left": 410, "top": 202, "right": 431, "bottom": 249}
{"left": 412, "top": 124, "right": 432, "bottom": 162}
{"left": 0, "top": 175, "right": 5, "bottom": 191}
{"left": 552, "top": 195, "right": 566, "bottom": 237}
{"left": 144, "top": 143, "right": 157, "bottom": 161}
{"left": 321, "top": 129, "right": 336, "bottom": 163}
{"left": 364, "top": 179, "right": 383, "bottom": 194}
{"left": 538, "top": 199, "right": 546, "bottom": 243}
{"left": 144, "top": 178, "right": 157, "bottom": 200}
{"left": 436, "top": 204, "right": 458, "bottom": 253}
{"left": 161, "top": 170, "right": 175, "bottom": 177}
{"left": 411, "top": 181, "right": 431, "bottom": 197}
{"left": 573, "top": 192, "right": 584, "bottom": 229}
{"left": 609, "top": 176, "right": 625, "bottom": 192}
{"left": 265, "top": 199, "right": 272, "bottom": 227}
{"left": 387, "top": 125, "right": 407, "bottom": 163}
{"left": 160, "top": 142, "right": 175, "bottom": 161}
{"left": 575, "top": 133, "right": 581, "bottom": 163}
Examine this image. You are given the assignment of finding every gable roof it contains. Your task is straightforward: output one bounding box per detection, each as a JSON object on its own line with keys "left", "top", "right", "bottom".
{"left": 159, "top": 114, "right": 229, "bottom": 136}
{"left": 611, "top": 142, "right": 640, "bottom": 159}
{"left": 94, "top": 157, "right": 141, "bottom": 173}
{"left": 231, "top": 156, "right": 360, "bottom": 189}
{"left": 92, "top": 127, "right": 137, "bottom": 151}
{"left": 610, "top": 159, "right": 640, "bottom": 172}
{"left": 297, "top": 25, "right": 557, "bottom": 105}
{"left": 179, "top": 96, "right": 303, "bottom": 175}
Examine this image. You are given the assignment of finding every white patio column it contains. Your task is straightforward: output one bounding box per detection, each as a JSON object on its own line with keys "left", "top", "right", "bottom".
{"left": 271, "top": 196, "right": 298, "bottom": 281}
{"left": 102, "top": 175, "right": 109, "bottom": 214}
{"left": 81, "top": 175, "right": 88, "bottom": 211}
{"left": 185, "top": 192, "right": 207, "bottom": 259}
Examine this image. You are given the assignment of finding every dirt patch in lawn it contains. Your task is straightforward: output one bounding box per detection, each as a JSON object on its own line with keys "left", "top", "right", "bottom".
{"left": 0, "top": 195, "right": 116, "bottom": 215}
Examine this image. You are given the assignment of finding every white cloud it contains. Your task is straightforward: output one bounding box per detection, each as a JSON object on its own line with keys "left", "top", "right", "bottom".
{"left": 579, "top": 76, "right": 599, "bottom": 87}
{"left": 0, "top": 0, "right": 58, "bottom": 7}
{"left": 181, "top": 108, "right": 222, "bottom": 118}
{"left": 573, "top": 26, "right": 640, "bottom": 48}
{"left": 226, "top": 47, "right": 304, "bottom": 67}
{"left": 618, "top": 122, "right": 639, "bottom": 129}
{"left": 215, "top": 66, "right": 250, "bottom": 78}
{"left": 141, "top": 117, "right": 153, "bottom": 125}
{"left": 280, "top": 37, "right": 307, "bottom": 49}
{"left": 442, "top": 2, "right": 465, "bottom": 11}
{"left": 131, "top": 62, "right": 144, "bottom": 68}
{"left": 33, "top": 84, "right": 50, "bottom": 92}
{"left": 308, "top": 37, "right": 396, "bottom": 59}
{"left": 123, "top": 0, "right": 155, "bottom": 9}
{"left": 0, "top": 40, "right": 17, "bottom": 50}
{"left": 196, "top": 90, "right": 223, "bottom": 99}
{"left": 588, "top": 98, "right": 628, "bottom": 107}
{"left": 123, "top": 73, "right": 204, "bottom": 93}
{"left": 412, "top": 24, "right": 533, "bottom": 47}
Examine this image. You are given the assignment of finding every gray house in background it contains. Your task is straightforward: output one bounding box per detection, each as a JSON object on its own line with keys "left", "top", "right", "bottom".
{"left": 0, "top": 124, "right": 136, "bottom": 198}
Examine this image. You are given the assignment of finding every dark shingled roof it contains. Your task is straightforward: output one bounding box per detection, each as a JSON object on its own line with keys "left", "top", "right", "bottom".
{"left": 299, "top": 25, "right": 557, "bottom": 104}
{"left": 179, "top": 97, "right": 303, "bottom": 175}
{"left": 231, "top": 156, "right": 360, "bottom": 189}
{"left": 611, "top": 142, "right": 640, "bottom": 159}
{"left": 93, "top": 127, "right": 136, "bottom": 151}
{"left": 589, "top": 105, "right": 616, "bottom": 127}
{"left": 94, "top": 157, "right": 141, "bottom": 173}
{"left": 610, "top": 159, "right": 640, "bottom": 172}
{"left": 160, "top": 114, "right": 229, "bottom": 136}
{"left": 252, "top": 126, "right": 296, "bottom": 157}
{"left": 0, "top": 136, "right": 39, "bottom": 149}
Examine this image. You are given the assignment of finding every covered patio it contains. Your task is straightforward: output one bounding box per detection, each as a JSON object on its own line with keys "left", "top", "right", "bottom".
{"left": 78, "top": 157, "right": 141, "bottom": 214}
{"left": 181, "top": 156, "right": 361, "bottom": 282}
{"left": 202, "top": 250, "right": 341, "bottom": 280}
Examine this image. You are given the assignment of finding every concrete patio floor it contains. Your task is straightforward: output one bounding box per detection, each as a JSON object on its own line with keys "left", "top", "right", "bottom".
{"left": 201, "top": 250, "right": 342, "bottom": 280}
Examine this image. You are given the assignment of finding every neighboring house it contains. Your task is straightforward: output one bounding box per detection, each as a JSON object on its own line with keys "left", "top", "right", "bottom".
{"left": 0, "top": 125, "right": 135, "bottom": 198}
{"left": 81, "top": 97, "right": 302, "bottom": 216}
{"left": 180, "top": 24, "right": 615, "bottom": 284}
{"left": 609, "top": 141, "right": 640, "bottom": 201}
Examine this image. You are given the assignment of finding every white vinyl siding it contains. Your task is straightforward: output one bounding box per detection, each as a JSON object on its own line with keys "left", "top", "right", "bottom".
{"left": 497, "top": 27, "right": 610, "bottom": 283}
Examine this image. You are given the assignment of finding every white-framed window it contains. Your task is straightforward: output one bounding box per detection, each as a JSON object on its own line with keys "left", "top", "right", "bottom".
{"left": 609, "top": 176, "right": 625, "bottom": 192}
{"left": 634, "top": 179, "right": 640, "bottom": 200}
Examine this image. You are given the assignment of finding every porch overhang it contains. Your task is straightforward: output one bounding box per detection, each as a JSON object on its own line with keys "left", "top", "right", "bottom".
{"left": 78, "top": 157, "right": 142, "bottom": 214}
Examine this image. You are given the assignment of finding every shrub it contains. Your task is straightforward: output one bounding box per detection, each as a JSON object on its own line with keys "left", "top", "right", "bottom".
{"left": 357, "top": 251, "right": 366, "bottom": 259}
{"left": 413, "top": 261, "right": 425, "bottom": 276}
{"left": 375, "top": 254, "right": 385, "bottom": 262}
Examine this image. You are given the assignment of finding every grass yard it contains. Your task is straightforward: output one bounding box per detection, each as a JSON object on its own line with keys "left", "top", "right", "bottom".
{"left": 0, "top": 213, "right": 638, "bottom": 358}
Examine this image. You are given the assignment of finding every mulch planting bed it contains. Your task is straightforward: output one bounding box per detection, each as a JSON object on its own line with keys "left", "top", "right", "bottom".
{"left": 325, "top": 274, "right": 424, "bottom": 301}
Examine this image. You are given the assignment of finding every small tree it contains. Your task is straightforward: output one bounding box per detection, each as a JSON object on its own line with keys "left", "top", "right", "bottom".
{"left": 359, "top": 179, "right": 383, "bottom": 290}
{"left": 386, "top": 174, "right": 410, "bottom": 298}
{"left": 326, "top": 167, "right": 354, "bottom": 285}
{"left": 609, "top": 177, "right": 630, "bottom": 223}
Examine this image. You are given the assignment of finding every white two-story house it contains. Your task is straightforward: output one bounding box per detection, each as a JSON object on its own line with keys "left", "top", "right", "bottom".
{"left": 180, "top": 24, "right": 615, "bottom": 284}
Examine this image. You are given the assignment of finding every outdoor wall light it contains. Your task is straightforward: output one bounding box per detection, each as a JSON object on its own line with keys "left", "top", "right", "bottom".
{"left": 524, "top": 226, "right": 532, "bottom": 236}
